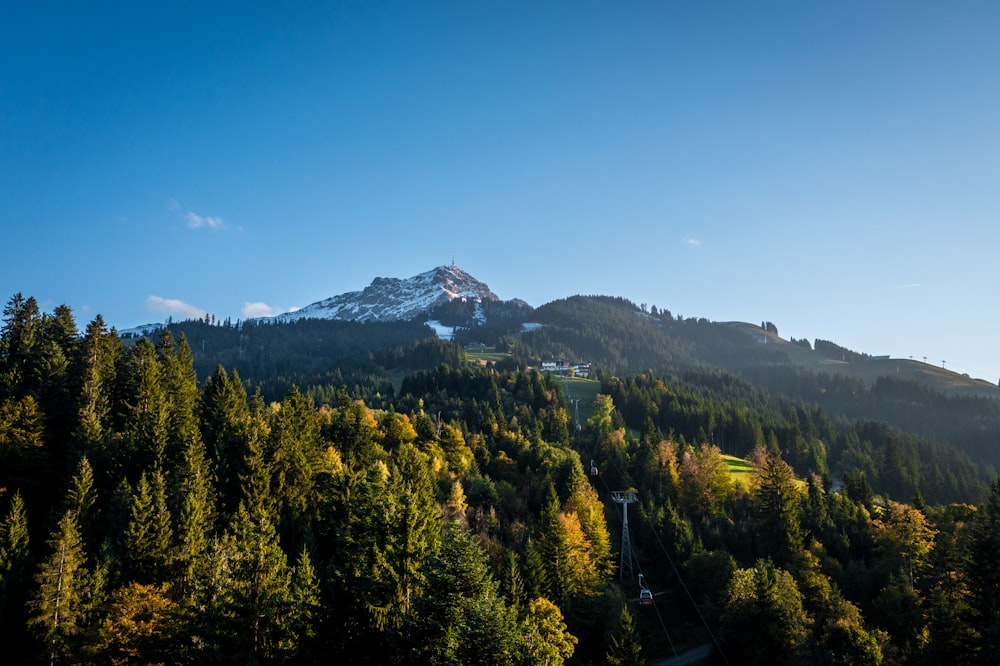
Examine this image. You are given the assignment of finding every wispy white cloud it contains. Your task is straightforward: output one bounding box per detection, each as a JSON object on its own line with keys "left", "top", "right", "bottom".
{"left": 169, "top": 198, "right": 226, "bottom": 230}
{"left": 185, "top": 210, "right": 225, "bottom": 230}
{"left": 683, "top": 235, "right": 702, "bottom": 246}
{"left": 895, "top": 283, "right": 921, "bottom": 289}
{"left": 242, "top": 302, "right": 300, "bottom": 318}
{"left": 147, "top": 295, "right": 208, "bottom": 320}
{"left": 242, "top": 302, "right": 280, "bottom": 318}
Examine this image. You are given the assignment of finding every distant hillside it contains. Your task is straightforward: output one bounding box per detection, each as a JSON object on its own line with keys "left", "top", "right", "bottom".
{"left": 726, "top": 322, "right": 1000, "bottom": 397}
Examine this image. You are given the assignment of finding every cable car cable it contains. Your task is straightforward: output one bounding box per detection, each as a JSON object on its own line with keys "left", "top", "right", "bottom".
{"left": 595, "top": 471, "right": 678, "bottom": 659}
{"left": 590, "top": 452, "right": 731, "bottom": 666}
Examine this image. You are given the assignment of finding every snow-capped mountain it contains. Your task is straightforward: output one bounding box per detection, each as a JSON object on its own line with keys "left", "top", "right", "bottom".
{"left": 269, "top": 264, "right": 501, "bottom": 324}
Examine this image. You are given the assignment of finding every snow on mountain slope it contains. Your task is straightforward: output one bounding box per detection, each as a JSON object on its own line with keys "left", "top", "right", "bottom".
{"left": 268, "top": 265, "right": 500, "bottom": 323}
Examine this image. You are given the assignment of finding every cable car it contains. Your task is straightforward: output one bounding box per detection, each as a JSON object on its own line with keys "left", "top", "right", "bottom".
{"left": 638, "top": 573, "right": 653, "bottom": 606}
{"left": 590, "top": 459, "right": 598, "bottom": 476}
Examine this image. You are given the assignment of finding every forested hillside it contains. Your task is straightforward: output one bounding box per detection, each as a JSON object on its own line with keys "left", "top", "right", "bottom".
{"left": 4, "top": 293, "right": 1000, "bottom": 665}
{"left": 122, "top": 316, "right": 442, "bottom": 403}
{"left": 461, "top": 296, "right": 1000, "bottom": 505}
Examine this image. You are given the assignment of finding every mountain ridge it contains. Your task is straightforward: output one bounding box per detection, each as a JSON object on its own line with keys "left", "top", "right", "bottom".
{"left": 266, "top": 264, "right": 502, "bottom": 324}
{"left": 120, "top": 264, "right": 998, "bottom": 395}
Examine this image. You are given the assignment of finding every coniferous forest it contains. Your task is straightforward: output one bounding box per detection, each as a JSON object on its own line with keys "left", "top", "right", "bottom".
{"left": 4, "top": 293, "right": 1000, "bottom": 665}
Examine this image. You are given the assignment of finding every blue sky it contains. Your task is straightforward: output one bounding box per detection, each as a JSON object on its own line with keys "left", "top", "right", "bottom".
{"left": 3, "top": 2, "right": 999, "bottom": 382}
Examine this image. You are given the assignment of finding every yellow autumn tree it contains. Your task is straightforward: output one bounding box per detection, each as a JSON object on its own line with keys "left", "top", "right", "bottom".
{"left": 93, "top": 582, "right": 177, "bottom": 665}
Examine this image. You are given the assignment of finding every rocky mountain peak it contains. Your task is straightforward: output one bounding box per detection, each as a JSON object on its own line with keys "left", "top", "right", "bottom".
{"left": 269, "top": 264, "right": 500, "bottom": 323}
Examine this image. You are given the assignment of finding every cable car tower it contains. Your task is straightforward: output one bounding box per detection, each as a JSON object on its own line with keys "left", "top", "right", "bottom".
{"left": 612, "top": 490, "right": 638, "bottom": 581}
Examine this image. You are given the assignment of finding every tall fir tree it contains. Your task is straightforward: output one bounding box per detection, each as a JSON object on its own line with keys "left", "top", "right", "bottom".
{"left": 0, "top": 293, "right": 42, "bottom": 401}
{"left": 122, "top": 469, "right": 173, "bottom": 584}
{"left": 288, "top": 545, "right": 321, "bottom": 661}
{"left": 199, "top": 365, "right": 250, "bottom": 515}
{"left": 227, "top": 498, "right": 293, "bottom": 663}
{"left": 722, "top": 559, "right": 809, "bottom": 666}
{"left": 269, "top": 385, "right": 320, "bottom": 547}
{"left": 750, "top": 446, "right": 804, "bottom": 569}
{"left": 389, "top": 443, "right": 442, "bottom": 615}
{"left": 524, "top": 536, "right": 552, "bottom": 600}
{"left": 0, "top": 394, "right": 46, "bottom": 499}
{"left": 416, "top": 523, "right": 521, "bottom": 664}
{"left": 29, "top": 510, "right": 87, "bottom": 665}
{"left": 208, "top": 421, "right": 298, "bottom": 662}
{"left": 968, "top": 478, "right": 1000, "bottom": 663}
{"left": 606, "top": 604, "right": 643, "bottom": 666}
{"left": 73, "top": 316, "right": 120, "bottom": 451}
{"left": 64, "top": 456, "right": 98, "bottom": 551}
{"left": 173, "top": 434, "right": 216, "bottom": 605}
{"left": 115, "top": 337, "right": 170, "bottom": 476}
{"left": 0, "top": 492, "right": 31, "bottom": 655}
{"left": 156, "top": 330, "right": 202, "bottom": 474}
{"left": 34, "top": 305, "right": 79, "bottom": 447}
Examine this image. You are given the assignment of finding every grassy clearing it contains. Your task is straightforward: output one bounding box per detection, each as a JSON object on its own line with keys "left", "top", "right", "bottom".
{"left": 723, "top": 454, "right": 755, "bottom": 488}
{"left": 464, "top": 346, "right": 509, "bottom": 364}
{"left": 555, "top": 375, "right": 602, "bottom": 424}
{"left": 723, "top": 453, "right": 807, "bottom": 491}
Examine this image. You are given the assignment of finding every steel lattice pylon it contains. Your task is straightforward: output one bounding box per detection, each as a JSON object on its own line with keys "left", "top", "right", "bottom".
{"left": 611, "top": 490, "right": 638, "bottom": 581}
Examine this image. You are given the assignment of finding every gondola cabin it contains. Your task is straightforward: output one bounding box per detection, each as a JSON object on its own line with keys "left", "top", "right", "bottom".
{"left": 638, "top": 574, "right": 653, "bottom": 606}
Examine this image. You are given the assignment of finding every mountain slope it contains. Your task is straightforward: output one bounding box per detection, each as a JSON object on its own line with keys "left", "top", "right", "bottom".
{"left": 269, "top": 264, "right": 500, "bottom": 324}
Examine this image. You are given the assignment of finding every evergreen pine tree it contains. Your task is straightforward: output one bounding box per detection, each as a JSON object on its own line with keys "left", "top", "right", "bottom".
{"left": 606, "top": 604, "right": 643, "bottom": 666}
{"left": 0, "top": 492, "right": 30, "bottom": 643}
{"left": 72, "top": 315, "right": 121, "bottom": 471}
{"left": 29, "top": 510, "right": 87, "bottom": 665}
{"left": 288, "top": 546, "right": 321, "bottom": 660}
{"left": 418, "top": 523, "right": 520, "bottom": 664}
{"left": 270, "top": 385, "right": 320, "bottom": 546}
{"left": 524, "top": 537, "right": 552, "bottom": 600}
{"left": 64, "top": 456, "right": 97, "bottom": 548}
{"left": 750, "top": 446, "right": 804, "bottom": 569}
{"left": 0, "top": 293, "right": 41, "bottom": 400}
{"left": 0, "top": 394, "right": 46, "bottom": 497}
{"left": 123, "top": 470, "right": 173, "bottom": 583}
{"left": 156, "top": 330, "right": 202, "bottom": 473}
{"left": 117, "top": 337, "right": 170, "bottom": 474}
{"left": 501, "top": 550, "right": 526, "bottom": 609}
{"left": 722, "top": 559, "right": 809, "bottom": 666}
{"left": 390, "top": 443, "right": 442, "bottom": 615}
{"left": 228, "top": 498, "right": 292, "bottom": 663}
{"left": 968, "top": 478, "right": 1000, "bottom": 663}
{"left": 213, "top": 423, "right": 296, "bottom": 662}
{"left": 199, "top": 365, "right": 250, "bottom": 514}
{"left": 173, "top": 435, "right": 216, "bottom": 603}
{"left": 34, "top": 305, "right": 78, "bottom": 446}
